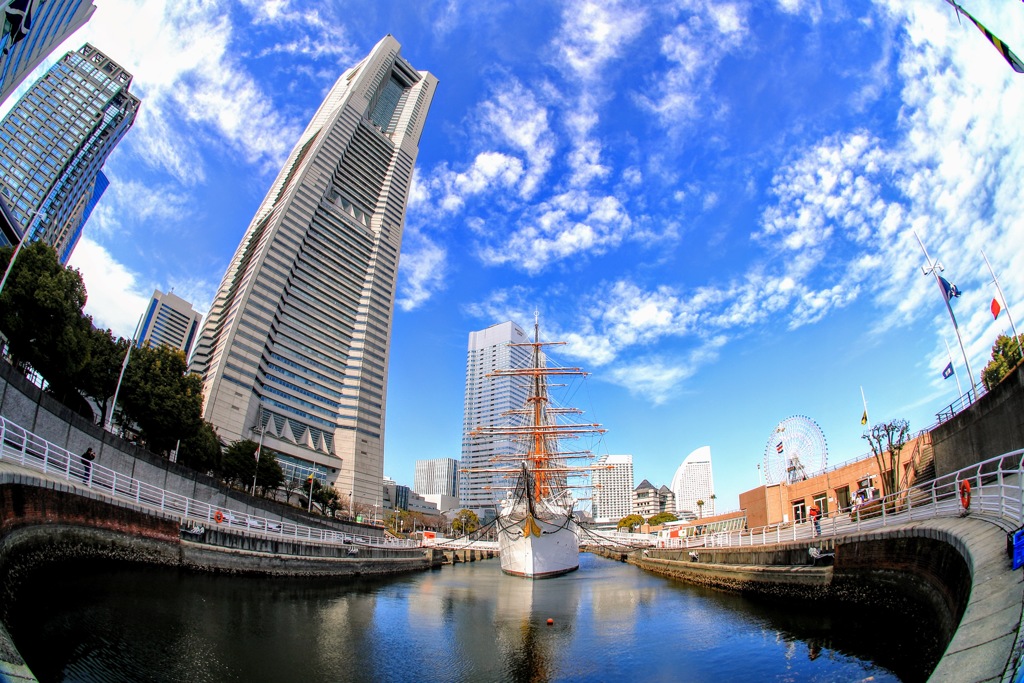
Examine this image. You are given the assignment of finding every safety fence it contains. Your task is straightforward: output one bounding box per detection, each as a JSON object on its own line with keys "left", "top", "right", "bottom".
{"left": 0, "top": 416, "right": 416, "bottom": 549}
{"left": 653, "top": 447, "right": 1024, "bottom": 550}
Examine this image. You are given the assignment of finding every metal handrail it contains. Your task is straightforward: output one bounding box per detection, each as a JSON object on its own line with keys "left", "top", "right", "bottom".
{"left": 650, "top": 447, "right": 1024, "bottom": 550}
{"left": 0, "top": 416, "right": 417, "bottom": 549}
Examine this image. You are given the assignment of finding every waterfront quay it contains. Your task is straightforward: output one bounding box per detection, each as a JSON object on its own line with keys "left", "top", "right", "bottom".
{"left": 3, "top": 430, "right": 1024, "bottom": 681}
{"left": 2, "top": 364, "right": 1024, "bottom": 681}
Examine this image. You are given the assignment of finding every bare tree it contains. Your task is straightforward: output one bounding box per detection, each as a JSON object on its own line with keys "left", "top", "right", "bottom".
{"left": 862, "top": 419, "right": 911, "bottom": 497}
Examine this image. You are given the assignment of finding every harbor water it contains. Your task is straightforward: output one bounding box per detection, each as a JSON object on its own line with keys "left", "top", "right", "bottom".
{"left": 6, "top": 552, "right": 940, "bottom": 682}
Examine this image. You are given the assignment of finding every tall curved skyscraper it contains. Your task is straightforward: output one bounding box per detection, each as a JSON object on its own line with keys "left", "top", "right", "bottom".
{"left": 671, "top": 446, "right": 715, "bottom": 519}
{"left": 190, "top": 36, "right": 437, "bottom": 507}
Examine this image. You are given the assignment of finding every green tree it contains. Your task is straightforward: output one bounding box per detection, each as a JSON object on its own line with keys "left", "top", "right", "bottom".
{"left": 311, "top": 479, "right": 340, "bottom": 516}
{"left": 696, "top": 499, "right": 705, "bottom": 519}
{"left": 862, "top": 419, "right": 911, "bottom": 498}
{"left": 117, "top": 343, "right": 203, "bottom": 454}
{"left": 981, "top": 333, "right": 1024, "bottom": 391}
{"left": 0, "top": 241, "right": 91, "bottom": 406}
{"left": 176, "top": 421, "right": 223, "bottom": 473}
{"left": 617, "top": 514, "right": 645, "bottom": 530}
{"left": 75, "top": 327, "right": 130, "bottom": 425}
{"left": 387, "top": 509, "right": 410, "bottom": 535}
{"left": 221, "top": 439, "right": 259, "bottom": 489}
{"left": 647, "top": 511, "right": 678, "bottom": 526}
{"left": 451, "top": 509, "right": 479, "bottom": 534}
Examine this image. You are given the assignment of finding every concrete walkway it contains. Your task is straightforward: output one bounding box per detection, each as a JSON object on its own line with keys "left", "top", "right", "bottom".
{"left": 849, "top": 515, "right": 1023, "bottom": 683}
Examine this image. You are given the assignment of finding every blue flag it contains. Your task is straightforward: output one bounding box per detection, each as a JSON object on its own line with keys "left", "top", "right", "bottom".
{"left": 942, "top": 362, "right": 954, "bottom": 379}
{"left": 938, "top": 276, "right": 961, "bottom": 303}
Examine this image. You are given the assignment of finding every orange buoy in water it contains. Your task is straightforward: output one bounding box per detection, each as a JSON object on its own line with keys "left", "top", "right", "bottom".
{"left": 546, "top": 618, "right": 554, "bottom": 625}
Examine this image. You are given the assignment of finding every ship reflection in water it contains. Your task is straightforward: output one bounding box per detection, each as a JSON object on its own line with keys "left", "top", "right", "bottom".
{"left": 7, "top": 553, "right": 931, "bottom": 682}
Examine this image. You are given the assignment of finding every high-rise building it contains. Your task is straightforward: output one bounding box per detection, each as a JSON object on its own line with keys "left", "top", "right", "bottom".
{"left": 460, "top": 321, "right": 531, "bottom": 516}
{"left": 0, "top": 44, "right": 139, "bottom": 261}
{"left": 414, "top": 457, "right": 458, "bottom": 497}
{"left": 138, "top": 289, "right": 203, "bottom": 357}
{"left": 190, "top": 36, "right": 436, "bottom": 507}
{"left": 0, "top": 0, "right": 96, "bottom": 105}
{"left": 671, "top": 445, "right": 715, "bottom": 519}
{"left": 591, "top": 454, "right": 634, "bottom": 523}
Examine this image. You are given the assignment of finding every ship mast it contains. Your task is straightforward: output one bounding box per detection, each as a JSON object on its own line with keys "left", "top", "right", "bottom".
{"left": 469, "top": 313, "right": 605, "bottom": 504}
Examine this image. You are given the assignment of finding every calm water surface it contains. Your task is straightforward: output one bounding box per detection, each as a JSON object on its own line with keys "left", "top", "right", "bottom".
{"left": 7, "top": 553, "right": 936, "bottom": 682}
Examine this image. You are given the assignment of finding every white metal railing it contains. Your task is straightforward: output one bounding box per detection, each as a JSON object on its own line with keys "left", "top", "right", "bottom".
{"left": 651, "top": 447, "right": 1024, "bottom": 550}
{"left": 0, "top": 416, "right": 417, "bottom": 549}
{"left": 427, "top": 536, "right": 500, "bottom": 551}
{"left": 582, "top": 529, "right": 658, "bottom": 547}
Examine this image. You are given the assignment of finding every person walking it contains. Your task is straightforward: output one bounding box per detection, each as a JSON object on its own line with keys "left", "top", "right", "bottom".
{"left": 809, "top": 504, "right": 821, "bottom": 536}
{"left": 80, "top": 447, "right": 96, "bottom": 483}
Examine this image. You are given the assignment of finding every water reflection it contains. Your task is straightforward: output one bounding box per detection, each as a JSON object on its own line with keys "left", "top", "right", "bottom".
{"left": 5, "top": 553, "right": 921, "bottom": 682}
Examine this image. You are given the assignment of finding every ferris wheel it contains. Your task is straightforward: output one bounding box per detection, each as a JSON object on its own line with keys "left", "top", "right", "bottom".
{"left": 762, "top": 415, "right": 828, "bottom": 485}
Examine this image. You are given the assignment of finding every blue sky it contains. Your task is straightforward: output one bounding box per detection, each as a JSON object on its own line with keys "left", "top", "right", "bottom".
{"left": 3, "top": 0, "right": 1023, "bottom": 512}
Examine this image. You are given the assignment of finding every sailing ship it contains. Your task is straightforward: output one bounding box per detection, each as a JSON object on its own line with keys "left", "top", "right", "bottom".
{"left": 471, "top": 316, "right": 605, "bottom": 579}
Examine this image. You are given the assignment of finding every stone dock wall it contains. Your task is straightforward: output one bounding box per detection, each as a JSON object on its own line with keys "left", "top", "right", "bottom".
{"left": 587, "top": 515, "right": 1017, "bottom": 683}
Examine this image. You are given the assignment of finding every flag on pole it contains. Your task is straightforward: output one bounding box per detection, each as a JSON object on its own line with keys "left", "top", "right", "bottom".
{"left": 942, "top": 362, "right": 954, "bottom": 379}
{"left": 944, "top": 0, "right": 1024, "bottom": 74}
{"left": 860, "top": 410, "right": 868, "bottom": 426}
{"left": 938, "top": 275, "right": 961, "bottom": 303}
{"left": 991, "top": 297, "right": 1001, "bottom": 319}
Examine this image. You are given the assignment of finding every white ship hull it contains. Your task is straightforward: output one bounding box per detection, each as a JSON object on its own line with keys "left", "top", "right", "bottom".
{"left": 497, "top": 513, "right": 580, "bottom": 579}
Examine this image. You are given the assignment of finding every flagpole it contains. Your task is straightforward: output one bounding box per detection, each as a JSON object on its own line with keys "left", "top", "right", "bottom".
{"left": 944, "top": 338, "right": 964, "bottom": 399}
{"left": 860, "top": 386, "right": 869, "bottom": 427}
{"left": 914, "top": 230, "right": 976, "bottom": 398}
{"left": 982, "top": 249, "right": 1023, "bottom": 360}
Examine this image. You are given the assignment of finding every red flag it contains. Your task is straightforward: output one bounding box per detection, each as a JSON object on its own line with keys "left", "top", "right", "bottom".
{"left": 991, "top": 298, "right": 1001, "bottom": 319}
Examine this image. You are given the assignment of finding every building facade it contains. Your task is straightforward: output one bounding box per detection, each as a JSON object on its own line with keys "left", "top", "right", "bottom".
{"left": 671, "top": 445, "right": 715, "bottom": 519}
{"left": 0, "top": 0, "right": 96, "bottom": 105}
{"left": 189, "top": 36, "right": 437, "bottom": 507}
{"left": 632, "top": 479, "right": 660, "bottom": 518}
{"left": 414, "top": 457, "right": 458, "bottom": 497}
{"left": 591, "top": 453, "right": 634, "bottom": 523}
{"left": 0, "top": 44, "right": 138, "bottom": 260}
{"left": 459, "top": 321, "right": 531, "bottom": 517}
{"left": 138, "top": 289, "right": 203, "bottom": 357}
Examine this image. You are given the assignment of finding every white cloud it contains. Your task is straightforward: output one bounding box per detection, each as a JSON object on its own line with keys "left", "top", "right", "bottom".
{"left": 477, "top": 80, "right": 557, "bottom": 199}
{"left": 69, "top": 238, "right": 153, "bottom": 339}
{"left": 397, "top": 236, "right": 447, "bottom": 312}
{"left": 556, "top": 0, "right": 647, "bottom": 80}
{"left": 636, "top": 1, "right": 749, "bottom": 128}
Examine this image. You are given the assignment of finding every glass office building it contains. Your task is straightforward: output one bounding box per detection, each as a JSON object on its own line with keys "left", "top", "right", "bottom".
{"left": 0, "top": 44, "right": 138, "bottom": 260}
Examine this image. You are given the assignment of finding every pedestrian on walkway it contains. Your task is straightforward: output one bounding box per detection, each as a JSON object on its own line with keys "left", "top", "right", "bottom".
{"left": 809, "top": 504, "right": 821, "bottom": 536}
{"left": 80, "top": 447, "right": 96, "bottom": 483}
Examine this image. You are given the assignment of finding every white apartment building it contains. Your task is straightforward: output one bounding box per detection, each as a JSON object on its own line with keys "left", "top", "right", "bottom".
{"left": 591, "top": 454, "right": 634, "bottom": 523}
{"left": 138, "top": 290, "right": 202, "bottom": 358}
{"left": 459, "top": 321, "right": 531, "bottom": 517}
